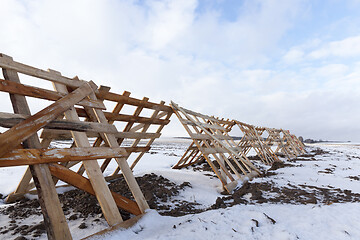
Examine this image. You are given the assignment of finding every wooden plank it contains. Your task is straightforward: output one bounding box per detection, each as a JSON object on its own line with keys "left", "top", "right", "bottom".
{"left": 0, "top": 55, "right": 84, "bottom": 87}
{"left": 0, "top": 147, "right": 129, "bottom": 167}
{"left": 75, "top": 108, "right": 170, "bottom": 125}
{"left": 52, "top": 76, "right": 123, "bottom": 226}
{"left": 48, "top": 164, "right": 141, "bottom": 215}
{"left": 0, "top": 112, "right": 118, "bottom": 133}
{"left": 189, "top": 133, "right": 233, "bottom": 140}
{"left": 99, "top": 97, "right": 149, "bottom": 172}
{"left": 0, "top": 82, "right": 94, "bottom": 157}
{"left": 97, "top": 89, "right": 173, "bottom": 112}
{"left": 104, "top": 112, "right": 170, "bottom": 125}
{"left": 40, "top": 129, "right": 160, "bottom": 140}
{"left": 0, "top": 78, "right": 105, "bottom": 109}
{"left": 129, "top": 112, "right": 168, "bottom": 132}
{"left": 84, "top": 91, "right": 150, "bottom": 214}
{"left": 1, "top": 53, "right": 72, "bottom": 240}
{"left": 130, "top": 108, "right": 173, "bottom": 169}
{"left": 180, "top": 119, "right": 228, "bottom": 131}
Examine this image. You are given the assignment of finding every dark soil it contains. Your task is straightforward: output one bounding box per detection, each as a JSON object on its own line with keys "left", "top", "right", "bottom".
{"left": 0, "top": 146, "right": 358, "bottom": 239}
{"left": 0, "top": 173, "right": 195, "bottom": 239}
{"left": 348, "top": 176, "right": 360, "bottom": 181}
{"left": 311, "top": 148, "right": 330, "bottom": 155}
{"left": 210, "top": 180, "right": 360, "bottom": 208}
{"left": 268, "top": 161, "right": 293, "bottom": 171}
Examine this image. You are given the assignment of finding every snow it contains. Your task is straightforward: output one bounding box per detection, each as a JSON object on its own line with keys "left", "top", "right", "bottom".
{"left": 90, "top": 204, "right": 360, "bottom": 240}
{"left": 1, "top": 139, "right": 360, "bottom": 239}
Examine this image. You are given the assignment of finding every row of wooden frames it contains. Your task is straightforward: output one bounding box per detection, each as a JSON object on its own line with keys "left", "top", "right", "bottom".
{"left": 170, "top": 102, "right": 306, "bottom": 193}
{"left": 0, "top": 53, "right": 173, "bottom": 239}
{"left": 0, "top": 53, "right": 305, "bottom": 239}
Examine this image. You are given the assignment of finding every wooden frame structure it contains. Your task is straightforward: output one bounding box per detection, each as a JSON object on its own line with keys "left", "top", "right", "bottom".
{"left": 280, "top": 129, "right": 306, "bottom": 156}
{"left": 234, "top": 121, "right": 280, "bottom": 165}
{"left": 170, "top": 102, "right": 260, "bottom": 193}
{"left": 263, "top": 128, "right": 305, "bottom": 160}
{"left": 0, "top": 54, "right": 171, "bottom": 239}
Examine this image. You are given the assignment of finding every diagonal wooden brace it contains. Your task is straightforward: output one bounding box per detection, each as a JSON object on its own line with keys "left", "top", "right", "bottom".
{"left": 0, "top": 82, "right": 94, "bottom": 157}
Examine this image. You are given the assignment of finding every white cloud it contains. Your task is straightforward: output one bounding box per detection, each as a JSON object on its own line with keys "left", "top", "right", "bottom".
{"left": 1, "top": 0, "right": 360, "bottom": 141}
{"left": 282, "top": 49, "right": 304, "bottom": 64}
{"left": 309, "top": 35, "right": 360, "bottom": 59}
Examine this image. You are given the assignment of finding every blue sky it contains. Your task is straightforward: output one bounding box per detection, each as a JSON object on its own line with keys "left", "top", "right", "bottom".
{"left": 1, "top": 0, "right": 360, "bottom": 141}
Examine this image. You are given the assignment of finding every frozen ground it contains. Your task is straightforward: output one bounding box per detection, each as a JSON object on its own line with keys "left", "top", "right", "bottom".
{"left": 0, "top": 139, "right": 360, "bottom": 239}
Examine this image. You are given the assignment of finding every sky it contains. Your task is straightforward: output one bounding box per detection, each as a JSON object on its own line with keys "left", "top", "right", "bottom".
{"left": 0, "top": 0, "right": 360, "bottom": 141}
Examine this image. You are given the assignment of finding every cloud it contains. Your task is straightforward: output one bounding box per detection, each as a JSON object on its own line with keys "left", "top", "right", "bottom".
{"left": 282, "top": 49, "right": 304, "bottom": 64}
{"left": 1, "top": 0, "right": 360, "bottom": 141}
{"left": 309, "top": 35, "right": 360, "bottom": 59}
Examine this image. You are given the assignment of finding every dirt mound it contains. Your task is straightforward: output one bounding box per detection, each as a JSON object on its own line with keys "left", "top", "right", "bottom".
{"left": 0, "top": 173, "right": 194, "bottom": 238}
{"left": 311, "top": 148, "right": 330, "bottom": 155}
{"left": 268, "top": 161, "right": 293, "bottom": 171}
{"left": 211, "top": 181, "right": 360, "bottom": 209}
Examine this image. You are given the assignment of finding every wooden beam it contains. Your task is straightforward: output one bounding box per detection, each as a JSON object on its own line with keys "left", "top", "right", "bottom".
{"left": 0, "top": 55, "right": 84, "bottom": 87}
{"left": 84, "top": 92, "right": 150, "bottom": 214}
{"left": 0, "top": 147, "right": 129, "bottom": 167}
{"left": 1, "top": 53, "right": 72, "bottom": 240}
{"left": 0, "top": 112, "right": 118, "bottom": 133}
{"left": 97, "top": 89, "right": 173, "bottom": 112}
{"left": 52, "top": 74, "right": 123, "bottom": 226}
{"left": 0, "top": 78, "right": 105, "bottom": 109}
{"left": 0, "top": 82, "right": 94, "bottom": 157}
{"left": 48, "top": 164, "right": 141, "bottom": 216}
{"left": 40, "top": 129, "right": 160, "bottom": 140}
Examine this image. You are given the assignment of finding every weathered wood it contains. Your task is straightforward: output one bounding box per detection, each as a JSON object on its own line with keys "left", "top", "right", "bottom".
{"left": 189, "top": 133, "right": 233, "bottom": 140}
{"left": 97, "top": 89, "right": 173, "bottom": 112}
{"left": 0, "top": 147, "right": 129, "bottom": 167}
{"left": 0, "top": 55, "right": 84, "bottom": 87}
{"left": 40, "top": 129, "right": 160, "bottom": 140}
{"left": 0, "top": 78, "right": 105, "bottom": 109}
{"left": 0, "top": 82, "right": 94, "bottom": 157}
{"left": 171, "top": 101, "right": 260, "bottom": 193}
{"left": 1, "top": 53, "right": 72, "bottom": 240}
{"left": 84, "top": 91, "right": 150, "bottom": 213}
{"left": 52, "top": 76, "right": 123, "bottom": 226}
{"left": 130, "top": 106, "right": 173, "bottom": 169}
{"left": 75, "top": 108, "right": 170, "bottom": 125}
{"left": 0, "top": 112, "right": 118, "bottom": 133}
{"left": 48, "top": 164, "right": 141, "bottom": 215}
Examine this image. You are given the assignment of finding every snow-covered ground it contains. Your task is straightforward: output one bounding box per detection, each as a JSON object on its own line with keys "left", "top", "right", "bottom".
{"left": 1, "top": 140, "right": 360, "bottom": 240}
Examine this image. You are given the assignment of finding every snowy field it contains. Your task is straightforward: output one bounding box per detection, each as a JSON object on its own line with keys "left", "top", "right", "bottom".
{"left": 1, "top": 139, "right": 360, "bottom": 240}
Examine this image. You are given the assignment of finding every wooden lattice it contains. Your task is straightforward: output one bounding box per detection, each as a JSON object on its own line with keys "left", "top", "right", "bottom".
{"left": 263, "top": 128, "right": 305, "bottom": 160}
{"left": 234, "top": 121, "right": 280, "bottom": 165}
{"left": 0, "top": 54, "right": 171, "bottom": 239}
{"left": 280, "top": 129, "right": 306, "bottom": 156}
{"left": 171, "top": 102, "right": 260, "bottom": 193}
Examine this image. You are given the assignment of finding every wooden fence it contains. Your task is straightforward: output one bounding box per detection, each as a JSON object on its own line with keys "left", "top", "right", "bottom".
{"left": 0, "top": 53, "right": 171, "bottom": 239}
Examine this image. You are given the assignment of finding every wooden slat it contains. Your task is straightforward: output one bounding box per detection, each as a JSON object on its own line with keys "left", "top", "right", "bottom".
{"left": 0, "top": 82, "right": 94, "bottom": 157}
{"left": 1, "top": 53, "right": 72, "bottom": 240}
{"left": 0, "top": 147, "right": 129, "bottom": 167}
{"left": 0, "top": 78, "right": 105, "bottom": 109}
{"left": 105, "top": 112, "right": 170, "bottom": 125}
{"left": 0, "top": 112, "right": 118, "bottom": 133}
{"left": 180, "top": 119, "right": 228, "bottom": 131}
{"left": 52, "top": 73, "right": 123, "bottom": 226}
{"left": 40, "top": 129, "right": 160, "bottom": 140}
{"left": 189, "top": 133, "right": 233, "bottom": 140}
{"left": 97, "top": 89, "right": 173, "bottom": 112}
{"left": 48, "top": 164, "right": 141, "bottom": 215}
{"left": 84, "top": 91, "right": 150, "bottom": 214}
{"left": 0, "top": 55, "right": 84, "bottom": 87}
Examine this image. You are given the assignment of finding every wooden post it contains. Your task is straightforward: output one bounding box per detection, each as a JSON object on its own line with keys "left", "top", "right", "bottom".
{"left": 51, "top": 70, "right": 123, "bottom": 226}
{"left": 1, "top": 54, "right": 72, "bottom": 240}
